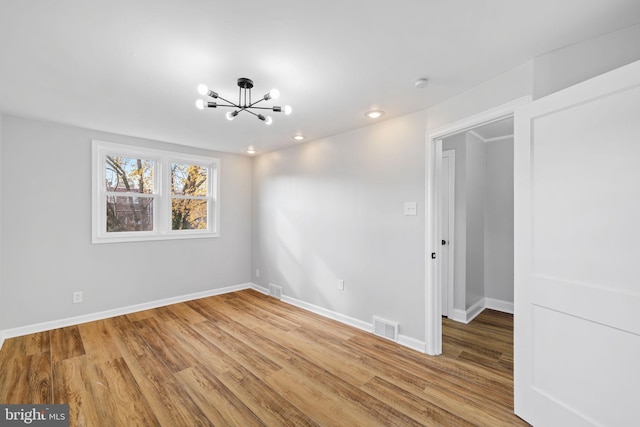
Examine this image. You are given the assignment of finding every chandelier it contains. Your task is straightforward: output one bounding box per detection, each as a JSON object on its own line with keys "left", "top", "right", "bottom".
{"left": 195, "top": 77, "right": 292, "bottom": 125}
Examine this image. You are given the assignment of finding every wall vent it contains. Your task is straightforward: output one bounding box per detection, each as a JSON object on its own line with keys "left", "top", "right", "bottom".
{"left": 373, "top": 316, "right": 399, "bottom": 342}
{"left": 268, "top": 283, "right": 282, "bottom": 300}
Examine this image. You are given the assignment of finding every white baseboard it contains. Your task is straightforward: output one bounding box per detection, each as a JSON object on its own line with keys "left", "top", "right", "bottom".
{"left": 485, "top": 297, "right": 514, "bottom": 314}
{"left": 251, "top": 283, "right": 269, "bottom": 295}
{"left": 1, "top": 283, "right": 253, "bottom": 340}
{"left": 251, "top": 283, "right": 426, "bottom": 353}
{"left": 449, "top": 297, "right": 514, "bottom": 324}
{"left": 0, "top": 282, "right": 428, "bottom": 355}
{"left": 398, "top": 335, "right": 427, "bottom": 352}
{"left": 466, "top": 299, "right": 486, "bottom": 323}
{"left": 449, "top": 308, "right": 468, "bottom": 324}
{"left": 281, "top": 295, "right": 373, "bottom": 333}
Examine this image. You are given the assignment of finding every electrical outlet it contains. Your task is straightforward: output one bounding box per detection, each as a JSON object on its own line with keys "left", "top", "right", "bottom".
{"left": 338, "top": 280, "right": 345, "bottom": 290}
{"left": 256, "top": 268, "right": 260, "bottom": 278}
{"left": 72, "top": 291, "right": 83, "bottom": 304}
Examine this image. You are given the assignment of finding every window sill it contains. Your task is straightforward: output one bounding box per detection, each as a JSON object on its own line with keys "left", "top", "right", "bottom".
{"left": 92, "top": 231, "right": 220, "bottom": 244}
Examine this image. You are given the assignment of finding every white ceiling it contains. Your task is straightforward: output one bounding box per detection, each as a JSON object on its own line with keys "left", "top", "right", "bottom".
{"left": 1, "top": 1, "right": 639, "bottom": 155}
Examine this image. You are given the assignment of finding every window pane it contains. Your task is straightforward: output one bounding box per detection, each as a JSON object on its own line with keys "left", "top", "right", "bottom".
{"left": 172, "top": 199, "right": 207, "bottom": 230}
{"left": 106, "top": 196, "right": 154, "bottom": 232}
{"left": 105, "top": 156, "right": 153, "bottom": 193}
{"left": 171, "top": 163, "right": 208, "bottom": 196}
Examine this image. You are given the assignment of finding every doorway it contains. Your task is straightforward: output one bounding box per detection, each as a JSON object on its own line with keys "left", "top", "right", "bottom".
{"left": 440, "top": 117, "right": 514, "bottom": 324}
{"left": 424, "top": 96, "right": 531, "bottom": 356}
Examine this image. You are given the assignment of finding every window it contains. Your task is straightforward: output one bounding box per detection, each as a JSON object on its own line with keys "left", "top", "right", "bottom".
{"left": 105, "top": 155, "right": 155, "bottom": 233}
{"left": 170, "top": 162, "right": 209, "bottom": 230}
{"left": 92, "top": 140, "right": 219, "bottom": 243}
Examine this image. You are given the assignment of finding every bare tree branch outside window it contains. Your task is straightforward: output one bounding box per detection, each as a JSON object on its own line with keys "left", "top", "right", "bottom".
{"left": 171, "top": 163, "right": 208, "bottom": 230}
{"left": 105, "top": 156, "right": 154, "bottom": 232}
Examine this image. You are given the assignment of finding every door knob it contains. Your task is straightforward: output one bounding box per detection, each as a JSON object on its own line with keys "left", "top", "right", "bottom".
{"left": 442, "top": 240, "right": 447, "bottom": 245}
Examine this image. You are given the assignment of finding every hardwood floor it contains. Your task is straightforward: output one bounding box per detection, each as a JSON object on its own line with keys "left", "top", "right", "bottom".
{"left": 0, "top": 289, "right": 529, "bottom": 426}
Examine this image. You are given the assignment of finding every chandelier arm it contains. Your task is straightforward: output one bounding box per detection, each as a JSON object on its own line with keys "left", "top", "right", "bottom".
{"left": 247, "top": 97, "right": 267, "bottom": 108}
{"left": 210, "top": 103, "right": 239, "bottom": 109}
{"left": 244, "top": 106, "right": 280, "bottom": 111}
{"left": 242, "top": 108, "right": 262, "bottom": 119}
{"left": 214, "top": 94, "right": 238, "bottom": 106}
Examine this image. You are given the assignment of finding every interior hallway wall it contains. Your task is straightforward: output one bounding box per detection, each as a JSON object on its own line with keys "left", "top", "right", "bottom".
{"left": 484, "top": 137, "right": 514, "bottom": 303}
{"left": 442, "top": 131, "right": 514, "bottom": 313}
{"left": 464, "top": 132, "right": 486, "bottom": 309}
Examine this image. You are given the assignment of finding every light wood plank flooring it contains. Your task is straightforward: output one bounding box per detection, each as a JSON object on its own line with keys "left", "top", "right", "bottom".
{"left": 0, "top": 289, "right": 529, "bottom": 426}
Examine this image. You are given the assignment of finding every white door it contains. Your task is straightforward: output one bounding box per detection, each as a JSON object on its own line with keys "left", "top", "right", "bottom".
{"left": 514, "top": 60, "right": 640, "bottom": 426}
{"left": 440, "top": 150, "right": 455, "bottom": 317}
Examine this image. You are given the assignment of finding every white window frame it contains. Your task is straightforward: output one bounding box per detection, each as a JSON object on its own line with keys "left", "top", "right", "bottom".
{"left": 92, "top": 140, "right": 220, "bottom": 244}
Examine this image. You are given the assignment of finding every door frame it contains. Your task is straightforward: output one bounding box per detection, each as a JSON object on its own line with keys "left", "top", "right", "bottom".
{"left": 424, "top": 95, "right": 531, "bottom": 355}
{"left": 440, "top": 149, "right": 455, "bottom": 318}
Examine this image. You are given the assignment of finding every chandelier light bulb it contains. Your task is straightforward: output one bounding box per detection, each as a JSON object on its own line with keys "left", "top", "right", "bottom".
{"left": 269, "top": 88, "right": 280, "bottom": 100}
{"left": 264, "top": 116, "right": 273, "bottom": 125}
{"left": 284, "top": 105, "right": 293, "bottom": 115}
{"left": 195, "top": 99, "right": 205, "bottom": 110}
{"left": 197, "top": 84, "right": 209, "bottom": 96}
{"left": 226, "top": 111, "right": 237, "bottom": 121}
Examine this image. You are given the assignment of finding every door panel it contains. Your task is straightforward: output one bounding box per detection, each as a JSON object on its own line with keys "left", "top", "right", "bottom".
{"left": 514, "top": 60, "right": 640, "bottom": 426}
{"left": 440, "top": 150, "right": 454, "bottom": 317}
{"left": 533, "top": 87, "right": 640, "bottom": 292}
{"left": 533, "top": 306, "right": 640, "bottom": 426}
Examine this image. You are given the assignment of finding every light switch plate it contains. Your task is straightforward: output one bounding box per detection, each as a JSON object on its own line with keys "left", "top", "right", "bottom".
{"left": 404, "top": 202, "right": 417, "bottom": 216}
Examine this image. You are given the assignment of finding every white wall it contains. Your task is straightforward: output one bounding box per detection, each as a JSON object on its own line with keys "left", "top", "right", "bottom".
{"left": 464, "top": 132, "right": 486, "bottom": 308}
{"left": 427, "top": 61, "right": 534, "bottom": 131}
{"left": 534, "top": 23, "right": 640, "bottom": 99}
{"left": 252, "top": 56, "right": 533, "bottom": 340}
{"left": 484, "top": 138, "right": 514, "bottom": 302}
{"left": 252, "top": 111, "right": 428, "bottom": 341}
{"left": 0, "top": 116, "right": 253, "bottom": 330}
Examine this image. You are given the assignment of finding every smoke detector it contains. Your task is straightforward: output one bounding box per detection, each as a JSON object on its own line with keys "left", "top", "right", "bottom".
{"left": 414, "top": 78, "right": 429, "bottom": 89}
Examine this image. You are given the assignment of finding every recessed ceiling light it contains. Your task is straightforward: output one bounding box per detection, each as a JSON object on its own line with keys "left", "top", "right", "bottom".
{"left": 365, "top": 110, "right": 385, "bottom": 119}
{"left": 246, "top": 145, "right": 256, "bottom": 155}
{"left": 293, "top": 134, "right": 305, "bottom": 141}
